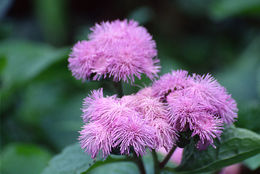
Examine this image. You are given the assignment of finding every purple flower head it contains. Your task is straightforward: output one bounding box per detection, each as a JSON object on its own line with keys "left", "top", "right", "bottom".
{"left": 163, "top": 70, "right": 238, "bottom": 149}
{"left": 137, "top": 86, "right": 153, "bottom": 97}
{"left": 186, "top": 74, "right": 238, "bottom": 124}
{"left": 68, "top": 41, "right": 98, "bottom": 81}
{"left": 167, "top": 92, "right": 224, "bottom": 149}
{"left": 79, "top": 122, "right": 112, "bottom": 158}
{"left": 191, "top": 113, "right": 224, "bottom": 148}
{"left": 80, "top": 88, "right": 173, "bottom": 158}
{"left": 82, "top": 88, "right": 118, "bottom": 123}
{"left": 150, "top": 118, "right": 177, "bottom": 151}
{"left": 121, "top": 90, "right": 178, "bottom": 151}
{"left": 68, "top": 19, "right": 160, "bottom": 83}
{"left": 167, "top": 92, "right": 201, "bottom": 130}
{"left": 112, "top": 114, "right": 157, "bottom": 156}
{"left": 152, "top": 70, "right": 189, "bottom": 100}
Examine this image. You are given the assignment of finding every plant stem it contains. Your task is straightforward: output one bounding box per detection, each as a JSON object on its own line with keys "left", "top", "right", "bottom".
{"left": 152, "top": 150, "right": 160, "bottom": 174}
{"left": 113, "top": 81, "right": 123, "bottom": 98}
{"left": 133, "top": 153, "right": 146, "bottom": 174}
{"left": 159, "top": 146, "right": 176, "bottom": 169}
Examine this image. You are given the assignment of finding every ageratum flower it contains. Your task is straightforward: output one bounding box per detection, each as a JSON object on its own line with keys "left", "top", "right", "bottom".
{"left": 186, "top": 74, "right": 238, "bottom": 125}
{"left": 79, "top": 122, "right": 112, "bottom": 158}
{"left": 121, "top": 89, "right": 178, "bottom": 151}
{"left": 150, "top": 118, "right": 177, "bottom": 151}
{"left": 112, "top": 114, "right": 157, "bottom": 156}
{"left": 153, "top": 70, "right": 238, "bottom": 149}
{"left": 81, "top": 88, "right": 118, "bottom": 123}
{"left": 80, "top": 88, "right": 177, "bottom": 158}
{"left": 68, "top": 19, "right": 160, "bottom": 83}
{"left": 68, "top": 41, "right": 98, "bottom": 81}
{"left": 152, "top": 70, "right": 189, "bottom": 100}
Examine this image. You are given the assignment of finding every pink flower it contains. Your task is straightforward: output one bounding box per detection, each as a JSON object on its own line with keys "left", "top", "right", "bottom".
{"left": 161, "top": 70, "right": 237, "bottom": 149}
{"left": 167, "top": 93, "right": 203, "bottom": 131}
{"left": 112, "top": 114, "right": 157, "bottom": 156}
{"left": 192, "top": 114, "right": 224, "bottom": 148}
{"left": 68, "top": 19, "right": 160, "bottom": 83}
{"left": 136, "top": 86, "right": 153, "bottom": 97}
{"left": 186, "top": 74, "right": 238, "bottom": 125}
{"left": 79, "top": 122, "right": 112, "bottom": 158}
{"left": 136, "top": 96, "right": 168, "bottom": 121}
{"left": 152, "top": 70, "right": 189, "bottom": 100}
{"left": 81, "top": 88, "right": 118, "bottom": 123}
{"left": 150, "top": 118, "right": 177, "bottom": 151}
{"left": 68, "top": 41, "right": 98, "bottom": 81}
{"left": 80, "top": 88, "right": 171, "bottom": 158}
{"left": 121, "top": 91, "right": 177, "bottom": 151}
{"left": 167, "top": 89, "right": 224, "bottom": 148}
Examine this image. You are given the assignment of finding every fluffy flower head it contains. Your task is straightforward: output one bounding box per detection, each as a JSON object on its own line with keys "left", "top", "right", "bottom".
{"left": 68, "top": 19, "right": 160, "bottom": 83}
{"left": 79, "top": 122, "right": 112, "bottom": 158}
{"left": 112, "top": 115, "right": 157, "bottom": 156}
{"left": 186, "top": 74, "right": 238, "bottom": 124}
{"left": 155, "top": 69, "right": 238, "bottom": 149}
{"left": 152, "top": 70, "right": 189, "bottom": 100}
{"left": 81, "top": 88, "right": 118, "bottom": 123}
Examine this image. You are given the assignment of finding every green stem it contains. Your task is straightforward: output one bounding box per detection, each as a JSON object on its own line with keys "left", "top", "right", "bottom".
{"left": 152, "top": 150, "right": 160, "bottom": 174}
{"left": 159, "top": 146, "right": 176, "bottom": 169}
{"left": 113, "top": 81, "right": 123, "bottom": 98}
{"left": 133, "top": 153, "right": 146, "bottom": 174}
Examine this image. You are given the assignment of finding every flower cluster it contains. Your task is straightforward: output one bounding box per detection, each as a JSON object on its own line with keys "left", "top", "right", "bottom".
{"left": 79, "top": 88, "right": 177, "bottom": 158}
{"left": 79, "top": 69, "right": 237, "bottom": 158}
{"left": 70, "top": 19, "right": 238, "bottom": 159}
{"left": 152, "top": 70, "right": 238, "bottom": 149}
{"left": 68, "top": 19, "right": 160, "bottom": 83}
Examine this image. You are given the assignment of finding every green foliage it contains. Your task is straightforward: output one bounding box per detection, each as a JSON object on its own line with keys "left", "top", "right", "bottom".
{"left": 42, "top": 143, "right": 94, "bottom": 174}
{"left": 0, "top": 143, "right": 52, "bottom": 174}
{"left": 210, "top": 0, "right": 260, "bottom": 19}
{"left": 216, "top": 36, "right": 260, "bottom": 102}
{"left": 174, "top": 127, "right": 260, "bottom": 173}
{"left": 88, "top": 160, "right": 138, "bottom": 174}
{"left": 42, "top": 143, "right": 158, "bottom": 174}
{"left": 236, "top": 102, "right": 260, "bottom": 134}
{"left": 35, "top": 0, "right": 68, "bottom": 45}
{"left": 42, "top": 143, "right": 143, "bottom": 174}
{"left": 0, "top": 39, "right": 68, "bottom": 95}
{"left": 244, "top": 153, "right": 260, "bottom": 170}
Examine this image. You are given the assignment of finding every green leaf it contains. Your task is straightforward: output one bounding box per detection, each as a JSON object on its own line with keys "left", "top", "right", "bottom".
{"left": 210, "top": 0, "right": 260, "bottom": 20}
{"left": 87, "top": 151, "right": 155, "bottom": 174}
{"left": 216, "top": 36, "right": 260, "bottom": 102}
{"left": 40, "top": 93, "right": 86, "bottom": 149}
{"left": 42, "top": 143, "right": 137, "bottom": 174}
{"left": 87, "top": 160, "right": 139, "bottom": 174}
{"left": 0, "top": 39, "right": 69, "bottom": 114}
{"left": 174, "top": 127, "right": 260, "bottom": 174}
{"left": 244, "top": 153, "right": 260, "bottom": 170}
{"left": 236, "top": 101, "right": 260, "bottom": 134}
{"left": 42, "top": 143, "right": 94, "bottom": 174}
{"left": 0, "top": 143, "right": 52, "bottom": 174}
{"left": 0, "top": 39, "right": 68, "bottom": 91}
{"left": 84, "top": 155, "right": 133, "bottom": 173}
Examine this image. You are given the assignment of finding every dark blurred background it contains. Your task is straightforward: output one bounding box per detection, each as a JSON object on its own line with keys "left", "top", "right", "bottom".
{"left": 0, "top": 0, "right": 260, "bottom": 174}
